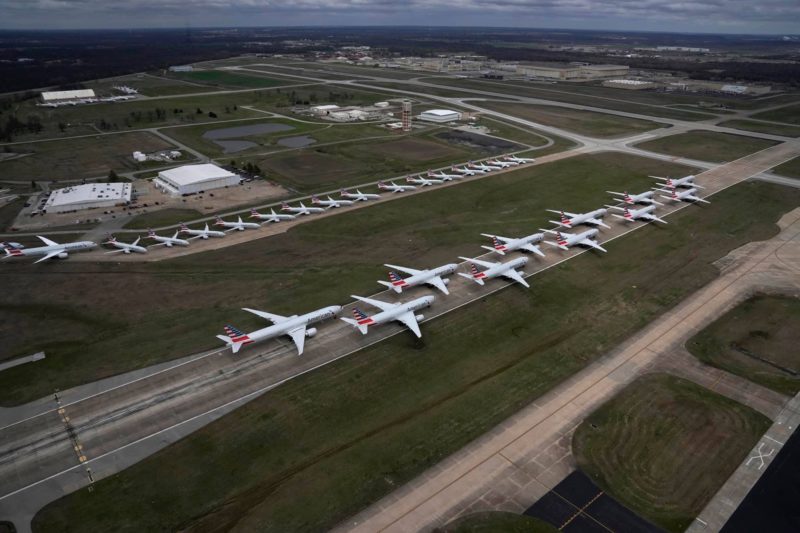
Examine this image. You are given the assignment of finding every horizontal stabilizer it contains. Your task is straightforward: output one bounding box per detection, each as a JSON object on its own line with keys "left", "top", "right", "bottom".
{"left": 377, "top": 280, "right": 403, "bottom": 293}
{"left": 340, "top": 317, "right": 369, "bottom": 335}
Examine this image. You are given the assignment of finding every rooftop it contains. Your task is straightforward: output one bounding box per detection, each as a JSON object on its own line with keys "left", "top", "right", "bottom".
{"left": 159, "top": 164, "right": 237, "bottom": 186}
{"left": 41, "top": 89, "right": 96, "bottom": 101}
{"left": 421, "top": 109, "right": 459, "bottom": 116}
{"left": 46, "top": 182, "right": 131, "bottom": 207}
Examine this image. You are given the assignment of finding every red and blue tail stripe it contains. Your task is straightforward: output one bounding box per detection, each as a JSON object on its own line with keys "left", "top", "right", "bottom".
{"left": 492, "top": 236, "right": 506, "bottom": 251}
{"left": 470, "top": 263, "right": 486, "bottom": 279}
{"left": 389, "top": 271, "right": 406, "bottom": 286}
{"left": 352, "top": 308, "right": 373, "bottom": 325}
{"left": 224, "top": 325, "right": 252, "bottom": 344}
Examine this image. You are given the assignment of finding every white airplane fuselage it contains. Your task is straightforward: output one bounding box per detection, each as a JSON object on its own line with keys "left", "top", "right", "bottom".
{"left": 107, "top": 240, "right": 148, "bottom": 254}
{"left": 182, "top": 228, "right": 226, "bottom": 239}
{"left": 5, "top": 241, "right": 96, "bottom": 260}
{"left": 557, "top": 228, "right": 600, "bottom": 248}
{"left": 480, "top": 256, "right": 528, "bottom": 280}
{"left": 342, "top": 190, "right": 380, "bottom": 201}
{"left": 382, "top": 264, "right": 457, "bottom": 293}
{"left": 358, "top": 296, "right": 433, "bottom": 328}
{"left": 151, "top": 235, "right": 190, "bottom": 247}
{"left": 482, "top": 233, "right": 544, "bottom": 255}
{"left": 553, "top": 208, "right": 608, "bottom": 228}
{"left": 246, "top": 306, "right": 341, "bottom": 346}
{"left": 251, "top": 210, "right": 295, "bottom": 222}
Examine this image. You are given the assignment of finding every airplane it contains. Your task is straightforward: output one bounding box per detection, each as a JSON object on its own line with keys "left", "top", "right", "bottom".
{"left": 457, "top": 256, "right": 530, "bottom": 288}
{"left": 281, "top": 201, "right": 325, "bottom": 215}
{"left": 341, "top": 295, "right": 434, "bottom": 338}
{"left": 378, "top": 262, "right": 458, "bottom": 295}
{"left": 2, "top": 236, "right": 96, "bottom": 263}
{"left": 103, "top": 235, "right": 148, "bottom": 254}
{"left": 506, "top": 155, "right": 536, "bottom": 164}
{"left": 650, "top": 174, "right": 703, "bottom": 189}
{"left": 547, "top": 208, "right": 610, "bottom": 229}
{"left": 250, "top": 208, "right": 295, "bottom": 223}
{"left": 469, "top": 161, "right": 498, "bottom": 172}
{"left": 406, "top": 175, "right": 443, "bottom": 187}
{"left": 312, "top": 194, "right": 354, "bottom": 209}
{"left": 146, "top": 229, "right": 190, "bottom": 247}
{"left": 0, "top": 241, "right": 23, "bottom": 252}
{"left": 427, "top": 170, "right": 462, "bottom": 181}
{"left": 341, "top": 188, "right": 380, "bottom": 202}
{"left": 657, "top": 186, "right": 710, "bottom": 204}
{"left": 480, "top": 232, "right": 545, "bottom": 257}
{"left": 607, "top": 190, "right": 663, "bottom": 206}
{"left": 378, "top": 180, "right": 417, "bottom": 193}
{"left": 215, "top": 216, "right": 261, "bottom": 231}
{"left": 487, "top": 159, "right": 514, "bottom": 168}
{"left": 179, "top": 222, "right": 226, "bottom": 239}
{"left": 606, "top": 204, "right": 668, "bottom": 224}
{"left": 451, "top": 165, "right": 480, "bottom": 176}
{"left": 217, "top": 305, "right": 341, "bottom": 355}
{"left": 541, "top": 228, "right": 607, "bottom": 253}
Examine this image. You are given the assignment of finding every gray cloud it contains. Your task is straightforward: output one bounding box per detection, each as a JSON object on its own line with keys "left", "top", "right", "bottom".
{"left": 1, "top": 0, "right": 799, "bottom": 32}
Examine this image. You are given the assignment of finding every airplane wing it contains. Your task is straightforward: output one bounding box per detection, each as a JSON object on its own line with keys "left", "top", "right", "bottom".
{"left": 641, "top": 213, "right": 668, "bottom": 224}
{"left": 581, "top": 238, "right": 607, "bottom": 253}
{"left": 458, "top": 256, "right": 496, "bottom": 269}
{"left": 500, "top": 268, "right": 530, "bottom": 288}
{"left": 384, "top": 263, "right": 422, "bottom": 276}
{"left": 287, "top": 326, "right": 307, "bottom": 355}
{"left": 37, "top": 236, "right": 59, "bottom": 247}
{"left": 33, "top": 249, "right": 65, "bottom": 264}
{"left": 522, "top": 244, "right": 545, "bottom": 257}
{"left": 481, "top": 234, "right": 513, "bottom": 244}
{"left": 427, "top": 276, "right": 450, "bottom": 295}
{"left": 242, "top": 307, "right": 289, "bottom": 324}
{"left": 590, "top": 218, "right": 611, "bottom": 229}
{"left": 395, "top": 311, "right": 422, "bottom": 338}
{"left": 351, "top": 295, "right": 396, "bottom": 312}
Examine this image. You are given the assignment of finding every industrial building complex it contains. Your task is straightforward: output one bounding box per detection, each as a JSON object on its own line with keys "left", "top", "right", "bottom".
{"left": 153, "top": 163, "right": 241, "bottom": 196}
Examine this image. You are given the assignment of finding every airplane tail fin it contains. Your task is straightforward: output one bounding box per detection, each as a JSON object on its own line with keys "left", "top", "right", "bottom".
{"left": 250, "top": 209, "right": 259, "bottom": 218}
{"left": 342, "top": 308, "right": 370, "bottom": 334}
{"left": 218, "top": 324, "right": 251, "bottom": 353}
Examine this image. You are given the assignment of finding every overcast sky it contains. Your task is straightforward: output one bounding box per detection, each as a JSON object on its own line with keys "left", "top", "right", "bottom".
{"left": 1, "top": 0, "right": 799, "bottom": 34}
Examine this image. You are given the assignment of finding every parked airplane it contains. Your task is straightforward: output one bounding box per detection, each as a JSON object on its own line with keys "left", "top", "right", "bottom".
{"left": 650, "top": 175, "right": 703, "bottom": 189}
{"left": 487, "top": 159, "right": 514, "bottom": 168}
{"left": 548, "top": 208, "right": 610, "bottom": 229}
{"left": 657, "top": 186, "right": 710, "bottom": 204}
{"left": 341, "top": 188, "right": 380, "bottom": 201}
{"left": 179, "top": 222, "right": 226, "bottom": 239}
{"left": 541, "top": 228, "right": 607, "bottom": 253}
{"left": 250, "top": 208, "right": 295, "bottom": 223}
{"left": 506, "top": 155, "right": 536, "bottom": 164}
{"left": 378, "top": 262, "right": 458, "bottom": 295}
{"left": 378, "top": 180, "right": 417, "bottom": 193}
{"left": 147, "top": 229, "right": 190, "bottom": 247}
{"left": 281, "top": 201, "right": 325, "bottom": 215}
{"left": 341, "top": 295, "right": 434, "bottom": 338}
{"left": 0, "top": 241, "right": 23, "bottom": 252}
{"left": 215, "top": 215, "right": 261, "bottom": 231}
{"left": 217, "top": 305, "right": 341, "bottom": 355}
{"left": 428, "top": 170, "right": 461, "bottom": 181}
{"left": 451, "top": 165, "right": 480, "bottom": 176}
{"left": 607, "top": 205, "right": 668, "bottom": 224}
{"left": 607, "top": 190, "right": 663, "bottom": 206}
{"left": 312, "top": 194, "right": 354, "bottom": 209}
{"left": 103, "top": 235, "right": 147, "bottom": 254}
{"left": 480, "top": 232, "right": 545, "bottom": 257}
{"left": 406, "top": 175, "right": 443, "bottom": 187}
{"left": 468, "top": 161, "right": 493, "bottom": 173}
{"left": 2, "top": 236, "right": 96, "bottom": 263}
{"left": 457, "top": 256, "right": 530, "bottom": 288}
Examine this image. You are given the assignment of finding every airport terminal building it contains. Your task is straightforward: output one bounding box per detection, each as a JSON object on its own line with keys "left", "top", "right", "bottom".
{"left": 153, "top": 164, "right": 240, "bottom": 196}
{"left": 43, "top": 182, "right": 132, "bottom": 213}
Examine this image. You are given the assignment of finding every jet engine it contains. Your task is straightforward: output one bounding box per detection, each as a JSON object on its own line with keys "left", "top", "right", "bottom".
{"left": 442, "top": 278, "right": 451, "bottom": 285}
{"left": 123, "top": 248, "right": 131, "bottom": 254}
{"left": 306, "top": 328, "right": 318, "bottom": 338}
{"left": 415, "top": 314, "right": 425, "bottom": 321}
{"left": 58, "top": 252, "right": 68, "bottom": 259}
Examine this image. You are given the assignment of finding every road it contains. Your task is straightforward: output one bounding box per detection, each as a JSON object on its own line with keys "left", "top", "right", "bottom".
{"left": 1, "top": 139, "right": 797, "bottom": 532}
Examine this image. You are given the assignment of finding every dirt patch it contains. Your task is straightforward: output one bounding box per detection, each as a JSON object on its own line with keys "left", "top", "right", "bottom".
{"left": 368, "top": 138, "right": 464, "bottom": 161}
{"left": 259, "top": 151, "right": 362, "bottom": 187}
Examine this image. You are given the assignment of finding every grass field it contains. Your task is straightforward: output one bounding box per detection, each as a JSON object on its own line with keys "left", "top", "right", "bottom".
{"left": 443, "top": 512, "right": 557, "bottom": 532}
{"left": 480, "top": 101, "right": 665, "bottom": 138}
{"left": 122, "top": 208, "right": 204, "bottom": 230}
{"left": 751, "top": 103, "right": 800, "bottom": 125}
{"left": 0, "top": 132, "right": 174, "bottom": 181}
{"left": 173, "top": 70, "right": 295, "bottom": 89}
{"left": 86, "top": 74, "right": 211, "bottom": 97}
{"left": 251, "top": 132, "right": 484, "bottom": 192}
{"left": 772, "top": 156, "right": 800, "bottom": 179}
{"left": 636, "top": 130, "right": 778, "bottom": 163}
{"left": 687, "top": 294, "right": 800, "bottom": 395}
{"left": 573, "top": 373, "right": 770, "bottom": 532}
{"left": 720, "top": 120, "right": 800, "bottom": 138}
{"left": 28, "top": 176, "right": 800, "bottom": 532}
{"left": 0, "top": 197, "right": 26, "bottom": 231}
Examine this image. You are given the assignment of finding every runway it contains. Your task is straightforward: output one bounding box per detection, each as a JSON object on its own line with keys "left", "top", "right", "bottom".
{"left": 0, "top": 140, "right": 797, "bottom": 531}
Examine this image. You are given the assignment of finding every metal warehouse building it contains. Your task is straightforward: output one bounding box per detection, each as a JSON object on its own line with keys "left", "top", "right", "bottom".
{"left": 419, "top": 109, "right": 462, "bottom": 123}
{"left": 43, "top": 182, "right": 132, "bottom": 213}
{"left": 40, "top": 89, "right": 96, "bottom": 103}
{"left": 153, "top": 164, "right": 240, "bottom": 196}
